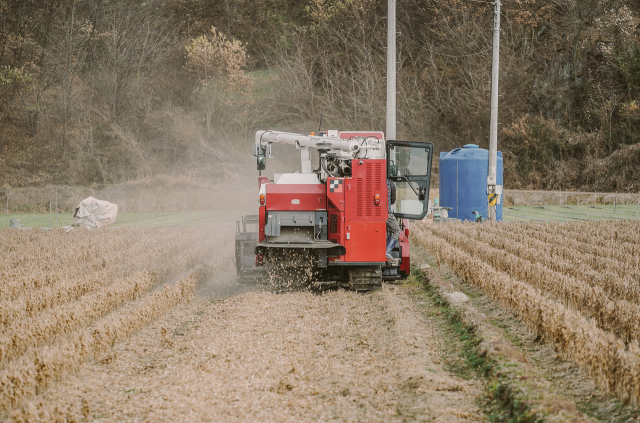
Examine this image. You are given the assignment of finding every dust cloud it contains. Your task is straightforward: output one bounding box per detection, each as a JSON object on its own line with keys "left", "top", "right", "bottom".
{"left": 196, "top": 262, "right": 257, "bottom": 299}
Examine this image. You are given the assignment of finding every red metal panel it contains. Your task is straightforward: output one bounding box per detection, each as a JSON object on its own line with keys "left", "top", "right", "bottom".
{"left": 266, "top": 184, "right": 326, "bottom": 211}
{"left": 345, "top": 159, "right": 387, "bottom": 222}
{"left": 327, "top": 177, "right": 345, "bottom": 211}
{"left": 328, "top": 211, "right": 343, "bottom": 242}
{"left": 344, "top": 222, "right": 386, "bottom": 262}
{"left": 327, "top": 210, "right": 346, "bottom": 262}
{"left": 259, "top": 205, "right": 266, "bottom": 242}
{"left": 399, "top": 219, "right": 410, "bottom": 275}
{"left": 327, "top": 179, "right": 344, "bottom": 254}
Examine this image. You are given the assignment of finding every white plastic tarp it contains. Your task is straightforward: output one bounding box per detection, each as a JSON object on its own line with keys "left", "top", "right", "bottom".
{"left": 73, "top": 197, "right": 118, "bottom": 229}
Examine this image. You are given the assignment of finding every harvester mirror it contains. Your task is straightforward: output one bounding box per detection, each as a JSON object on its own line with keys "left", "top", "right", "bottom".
{"left": 256, "top": 154, "right": 266, "bottom": 170}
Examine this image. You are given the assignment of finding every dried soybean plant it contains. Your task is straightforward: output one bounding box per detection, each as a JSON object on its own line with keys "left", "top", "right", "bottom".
{"left": 0, "top": 227, "right": 200, "bottom": 324}
{"left": 430, "top": 224, "right": 640, "bottom": 342}
{"left": 0, "top": 269, "right": 209, "bottom": 413}
{"left": 486, "top": 224, "right": 640, "bottom": 291}
{"left": 0, "top": 223, "right": 232, "bottom": 416}
{"left": 415, "top": 221, "right": 640, "bottom": 404}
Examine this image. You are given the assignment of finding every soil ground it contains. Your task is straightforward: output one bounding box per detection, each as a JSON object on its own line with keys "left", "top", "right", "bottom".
{"left": 38, "top": 267, "right": 486, "bottom": 422}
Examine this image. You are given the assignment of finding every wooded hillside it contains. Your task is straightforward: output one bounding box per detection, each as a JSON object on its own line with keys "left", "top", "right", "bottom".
{"left": 1, "top": 0, "right": 639, "bottom": 191}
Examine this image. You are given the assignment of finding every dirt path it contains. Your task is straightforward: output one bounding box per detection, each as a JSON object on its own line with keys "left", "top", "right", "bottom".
{"left": 38, "top": 284, "right": 484, "bottom": 422}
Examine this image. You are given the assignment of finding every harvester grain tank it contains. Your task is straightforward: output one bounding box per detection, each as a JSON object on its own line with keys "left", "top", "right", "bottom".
{"left": 235, "top": 130, "right": 433, "bottom": 291}
{"left": 439, "top": 144, "right": 503, "bottom": 222}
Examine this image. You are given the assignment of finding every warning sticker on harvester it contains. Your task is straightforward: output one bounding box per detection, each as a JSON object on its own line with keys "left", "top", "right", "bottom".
{"left": 330, "top": 179, "right": 343, "bottom": 193}
{"left": 488, "top": 193, "right": 497, "bottom": 206}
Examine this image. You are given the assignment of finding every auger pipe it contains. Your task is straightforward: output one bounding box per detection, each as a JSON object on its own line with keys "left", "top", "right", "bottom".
{"left": 254, "top": 131, "right": 359, "bottom": 156}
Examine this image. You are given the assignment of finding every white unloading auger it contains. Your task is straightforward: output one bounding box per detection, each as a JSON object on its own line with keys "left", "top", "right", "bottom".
{"left": 253, "top": 130, "right": 386, "bottom": 175}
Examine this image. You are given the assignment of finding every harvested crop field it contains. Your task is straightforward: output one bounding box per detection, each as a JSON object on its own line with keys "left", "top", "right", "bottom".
{"left": 20, "top": 287, "right": 484, "bottom": 422}
{"left": 9, "top": 218, "right": 640, "bottom": 422}
{"left": 415, "top": 220, "right": 640, "bottom": 406}
{"left": 0, "top": 224, "right": 486, "bottom": 422}
{"left": 0, "top": 224, "right": 233, "bottom": 421}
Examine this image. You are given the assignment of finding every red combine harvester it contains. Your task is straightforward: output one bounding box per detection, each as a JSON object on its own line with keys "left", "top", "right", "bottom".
{"left": 235, "top": 130, "right": 433, "bottom": 291}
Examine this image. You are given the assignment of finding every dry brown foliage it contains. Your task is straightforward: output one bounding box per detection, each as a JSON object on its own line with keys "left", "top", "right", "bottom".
{"left": 488, "top": 223, "right": 640, "bottom": 298}
{"left": 415, "top": 221, "right": 640, "bottom": 404}
{"left": 0, "top": 228, "right": 199, "bottom": 324}
{"left": 0, "top": 224, "right": 230, "bottom": 416}
{"left": 431, "top": 224, "right": 640, "bottom": 343}
{"left": 0, "top": 268, "right": 210, "bottom": 415}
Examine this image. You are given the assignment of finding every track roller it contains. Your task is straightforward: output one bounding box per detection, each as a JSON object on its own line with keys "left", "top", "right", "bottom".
{"left": 348, "top": 267, "right": 382, "bottom": 291}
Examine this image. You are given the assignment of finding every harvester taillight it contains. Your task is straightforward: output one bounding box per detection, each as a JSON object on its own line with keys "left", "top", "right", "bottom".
{"left": 259, "top": 194, "right": 266, "bottom": 205}
{"left": 374, "top": 193, "right": 380, "bottom": 206}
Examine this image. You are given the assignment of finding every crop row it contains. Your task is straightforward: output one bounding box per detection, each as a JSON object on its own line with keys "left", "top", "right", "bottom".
{"left": 429, "top": 224, "right": 640, "bottom": 343}
{"left": 414, "top": 224, "right": 640, "bottom": 404}
{"left": 0, "top": 267, "right": 211, "bottom": 414}
{"left": 542, "top": 219, "right": 640, "bottom": 244}
{"left": 510, "top": 221, "right": 640, "bottom": 265}
{"left": 0, "top": 228, "right": 139, "bottom": 277}
{"left": 567, "top": 220, "right": 640, "bottom": 245}
{"left": 0, "top": 227, "right": 210, "bottom": 326}
{"left": 0, "top": 226, "right": 224, "bottom": 367}
{"left": 0, "top": 228, "right": 148, "bottom": 301}
{"left": 0, "top": 227, "right": 186, "bottom": 292}
{"left": 492, "top": 223, "right": 640, "bottom": 279}
{"left": 457, "top": 224, "right": 640, "bottom": 307}
{"left": 542, "top": 223, "right": 640, "bottom": 267}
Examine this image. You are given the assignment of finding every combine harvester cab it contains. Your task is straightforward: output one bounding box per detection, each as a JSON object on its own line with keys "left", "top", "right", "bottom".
{"left": 236, "top": 130, "right": 433, "bottom": 291}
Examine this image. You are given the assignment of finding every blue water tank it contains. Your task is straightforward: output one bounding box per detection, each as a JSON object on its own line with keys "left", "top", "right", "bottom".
{"left": 439, "top": 144, "right": 503, "bottom": 222}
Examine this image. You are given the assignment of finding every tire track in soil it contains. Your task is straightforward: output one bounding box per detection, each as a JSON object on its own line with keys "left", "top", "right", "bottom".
{"left": 33, "top": 284, "right": 484, "bottom": 422}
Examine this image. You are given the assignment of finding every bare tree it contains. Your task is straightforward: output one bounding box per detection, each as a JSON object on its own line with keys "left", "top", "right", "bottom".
{"left": 44, "top": 0, "right": 91, "bottom": 153}
{"left": 85, "top": 1, "right": 168, "bottom": 122}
